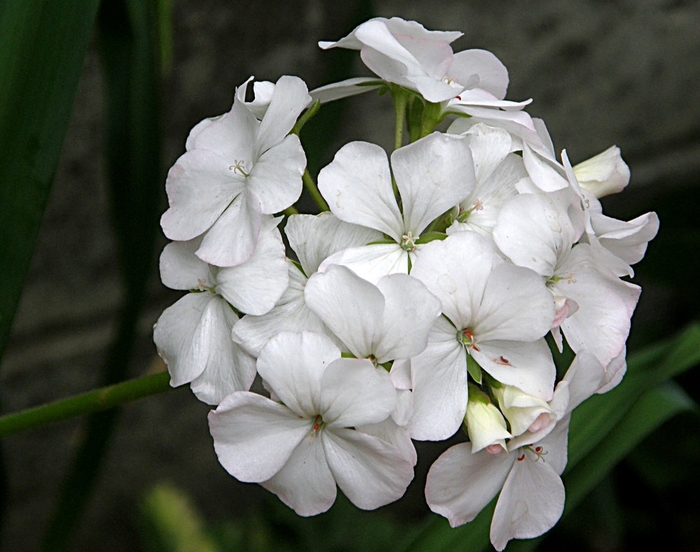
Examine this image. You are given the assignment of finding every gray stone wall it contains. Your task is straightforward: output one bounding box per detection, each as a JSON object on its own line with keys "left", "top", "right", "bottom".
{"left": 2, "top": 1, "right": 698, "bottom": 550}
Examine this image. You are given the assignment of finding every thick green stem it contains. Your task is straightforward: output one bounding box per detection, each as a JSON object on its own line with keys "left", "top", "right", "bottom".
{"left": 0, "top": 371, "right": 172, "bottom": 439}
{"left": 303, "top": 168, "right": 329, "bottom": 212}
{"left": 419, "top": 101, "right": 443, "bottom": 138}
{"left": 283, "top": 205, "right": 299, "bottom": 216}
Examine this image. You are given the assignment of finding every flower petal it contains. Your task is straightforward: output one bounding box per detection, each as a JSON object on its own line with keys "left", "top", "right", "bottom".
{"left": 285, "top": 212, "right": 382, "bottom": 276}
{"left": 323, "top": 428, "right": 414, "bottom": 509}
{"left": 195, "top": 190, "right": 262, "bottom": 267}
{"left": 392, "top": 133, "right": 474, "bottom": 236}
{"left": 425, "top": 443, "right": 515, "bottom": 527}
{"left": 208, "top": 392, "right": 310, "bottom": 482}
{"left": 320, "top": 358, "right": 396, "bottom": 427}
{"left": 257, "top": 331, "right": 340, "bottom": 418}
{"left": 318, "top": 141, "right": 403, "bottom": 241}
{"left": 261, "top": 434, "right": 337, "bottom": 516}
{"left": 305, "top": 264, "right": 383, "bottom": 358}
{"left": 216, "top": 225, "right": 288, "bottom": 315}
{"left": 161, "top": 149, "right": 244, "bottom": 241}
{"left": 490, "top": 449, "right": 565, "bottom": 551}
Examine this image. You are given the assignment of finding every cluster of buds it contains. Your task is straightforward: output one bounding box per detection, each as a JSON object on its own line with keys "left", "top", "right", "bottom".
{"left": 153, "top": 17, "right": 658, "bottom": 550}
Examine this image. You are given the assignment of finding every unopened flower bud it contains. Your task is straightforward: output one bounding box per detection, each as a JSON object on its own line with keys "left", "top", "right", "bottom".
{"left": 466, "top": 384, "right": 511, "bottom": 453}
{"left": 573, "top": 145, "right": 630, "bottom": 198}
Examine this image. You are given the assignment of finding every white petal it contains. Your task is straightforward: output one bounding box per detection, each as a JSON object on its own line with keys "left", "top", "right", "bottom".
{"left": 357, "top": 417, "right": 417, "bottom": 466}
{"left": 190, "top": 334, "right": 256, "bottom": 405}
{"left": 190, "top": 98, "right": 257, "bottom": 160}
{"left": 472, "top": 340, "right": 555, "bottom": 400}
{"left": 449, "top": 49, "right": 509, "bottom": 100}
{"left": 255, "top": 75, "right": 311, "bottom": 157}
{"left": 426, "top": 443, "right": 515, "bottom": 528}
{"left": 320, "top": 358, "right": 396, "bottom": 427}
{"left": 208, "top": 392, "right": 310, "bottom": 482}
{"left": 392, "top": 133, "right": 474, "bottom": 236}
{"left": 248, "top": 134, "right": 305, "bottom": 214}
{"left": 154, "top": 293, "right": 237, "bottom": 391}
{"left": 304, "top": 265, "right": 383, "bottom": 358}
{"left": 261, "top": 434, "right": 337, "bottom": 516}
{"left": 475, "top": 262, "right": 555, "bottom": 342}
{"left": 493, "top": 192, "right": 576, "bottom": 277}
{"left": 318, "top": 141, "right": 403, "bottom": 241}
{"left": 319, "top": 243, "right": 407, "bottom": 285}
{"left": 310, "top": 77, "right": 383, "bottom": 103}
{"left": 161, "top": 149, "right": 244, "bottom": 241}
{"left": 285, "top": 212, "right": 382, "bottom": 276}
{"left": 491, "top": 450, "right": 565, "bottom": 551}
{"left": 410, "top": 232, "right": 497, "bottom": 328}
{"left": 409, "top": 317, "right": 468, "bottom": 441}
{"left": 323, "top": 428, "right": 414, "bottom": 509}
{"left": 561, "top": 351, "right": 607, "bottom": 411}
{"left": 555, "top": 244, "right": 640, "bottom": 365}
{"left": 159, "top": 239, "right": 211, "bottom": 290}
{"left": 231, "top": 264, "right": 327, "bottom": 356}
{"left": 215, "top": 226, "right": 288, "bottom": 315}
{"left": 522, "top": 142, "right": 569, "bottom": 192}
{"left": 195, "top": 190, "right": 262, "bottom": 267}
{"left": 257, "top": 331, "right": 340, "bottom": 418}
{"left": 374, "top": 273, "right": 442, "bottom": 361}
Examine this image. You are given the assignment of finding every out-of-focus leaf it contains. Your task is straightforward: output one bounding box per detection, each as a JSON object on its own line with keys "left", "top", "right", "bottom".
{"left": 568, "top": 323, "right": 700, "bottom": 468}
{"left": 41, "top": 0, "right": 163, "bottom": 549}
{"left": 140, "top": 483, "right": 220, "bottom": 552}
{"left": 400, "top": 500, "right": 495, "bottom": 552}
{"left": 564, "top": 381, "right": 695, "bottom": 512}
{"left": 0, "top": 0, "right": 101, "bottom": 361}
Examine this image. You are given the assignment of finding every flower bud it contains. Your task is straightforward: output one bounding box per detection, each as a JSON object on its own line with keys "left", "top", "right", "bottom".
{"left": 573, "top": 145, "right": 630, "bottom": 198}
{"left": 465, "top": 384, "right": 511, "bottom": 453}
{"left": 491, "top": 383, "right": 556, "bottom": 438}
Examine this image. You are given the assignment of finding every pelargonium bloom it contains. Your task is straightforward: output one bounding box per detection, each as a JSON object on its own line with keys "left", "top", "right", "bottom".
{"left": 318, "top": 17, "right": 508, "bottom": 103}
{"left": 161, "top": 75, "right": 311, "bottom": 267}
{"left": 209, "top": 331, "right": 414, "bottom": 516}
{"left": 318, "top": 132, "right": 474, "bottom": 284}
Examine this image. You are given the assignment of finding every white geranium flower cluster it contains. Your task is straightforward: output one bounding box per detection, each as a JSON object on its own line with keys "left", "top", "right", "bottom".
{"left": 153, "top": 17, "right": 658, "bottom": 551}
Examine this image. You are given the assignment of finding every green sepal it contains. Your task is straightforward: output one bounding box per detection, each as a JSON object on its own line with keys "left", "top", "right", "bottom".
{"left": 467, "top": 354, "right": 483, "bottom": 384}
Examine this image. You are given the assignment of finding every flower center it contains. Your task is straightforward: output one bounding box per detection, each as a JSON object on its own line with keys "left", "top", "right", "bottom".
{"left": 400, "top": 231, "right": 417, "bottom": 252}
{"left": 229, "top": 160, "right": 249, "bottom": 177}
{"left": 457, "top": 327, "right": 480, "bottom": 352}
{"left": 311, "top": 414, "right": 325, "bottom": 435}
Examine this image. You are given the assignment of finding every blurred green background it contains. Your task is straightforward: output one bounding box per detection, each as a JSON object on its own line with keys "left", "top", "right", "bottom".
{"left": 1, "top": 1, "right": 698, "bottom": 551}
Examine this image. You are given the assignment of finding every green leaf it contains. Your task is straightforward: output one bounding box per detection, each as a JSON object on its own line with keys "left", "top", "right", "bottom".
{"left": 564, "top": 381, "right": 696, "bottom": 513}
{"left": 0, "top": 0, "right": 101, "bottom": 361}
{"left": 140, "top": 483, "right": 220, "bottom": 552}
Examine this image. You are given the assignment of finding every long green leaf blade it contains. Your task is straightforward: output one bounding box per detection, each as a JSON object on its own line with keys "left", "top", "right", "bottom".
{"left": 0, "top": 0, "right": 101, "bottom": 361}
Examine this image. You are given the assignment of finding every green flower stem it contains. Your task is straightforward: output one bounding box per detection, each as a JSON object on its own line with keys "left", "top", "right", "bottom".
{"left": 419, "top": 101, "right": 443, "bottom": 138}
{"left": 391, "top": 86, "right": 408, "bottom": 151}
{"left": 0, "top": 371, "right": 172, "bottom": 439}
{"left": 303, "top": 168, "right": 329, "bottom": 212}
{"left": 283, "top": 205, "right": 299, "bottom": 216}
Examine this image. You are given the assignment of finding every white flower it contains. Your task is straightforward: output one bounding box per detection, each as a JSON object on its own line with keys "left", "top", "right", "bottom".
{"left": 304, "top": 264, "right": 441, "bottom": 363}
{"left": 153, "top": 227, "right": 288, "bottom": 404}
{"left": 493, "top": 190, "right": 641, "bottom": 366}
{"left": 318, "top": 132, "right": 474, "bottom": 284}
{"left": 318, "top": 17, "right": 508, "bottom": 103}
{"left": 208, "top": 331, "right": 414, "bottom": 516}
{"left": 407, "top": 232, "right": 556, "bottom": 441}
{"left": 161, "top": 75, "right": 310, "bottom": 267}
{"left": 231, "top": 212, "right": 381, "bottom": 356}
{"left": 426, "top": 352, "right": 606, "bottom": 550}
{"left": 446, "top": 124, "right": 525, "bottom": 239}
